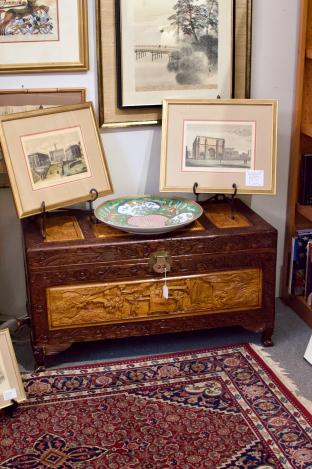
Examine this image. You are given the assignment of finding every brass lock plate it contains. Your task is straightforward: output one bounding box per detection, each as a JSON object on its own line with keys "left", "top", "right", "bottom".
{"left": 149, "top": 250, "right": 172, "bottom": 274}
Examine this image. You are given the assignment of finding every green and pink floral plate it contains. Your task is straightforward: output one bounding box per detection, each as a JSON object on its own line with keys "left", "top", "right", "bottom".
{"left": 94, "top": 196, "right": 203, "bottom": 235}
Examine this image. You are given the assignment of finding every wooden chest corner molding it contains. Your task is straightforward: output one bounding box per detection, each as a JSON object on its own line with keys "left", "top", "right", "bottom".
{"left": 47, "top": 269, "right": 262, "bottom": 330}
{"left": 22, "top": 199, "right": 277, "bottom": 366}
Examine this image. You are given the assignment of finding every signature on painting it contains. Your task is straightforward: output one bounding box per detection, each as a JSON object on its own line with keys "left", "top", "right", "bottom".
{"left": 0, "top": 0, "right": 55, "bottom": 38}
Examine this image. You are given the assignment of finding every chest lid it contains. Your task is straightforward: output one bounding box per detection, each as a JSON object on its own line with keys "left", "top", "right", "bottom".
{"left": 21, "top": 199, "right": 277, "bottom": 269}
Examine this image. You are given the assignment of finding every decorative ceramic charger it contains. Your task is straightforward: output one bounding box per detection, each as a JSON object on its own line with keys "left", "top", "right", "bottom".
{"left": 94, "top": 196, "right": 203, "bottom": 235}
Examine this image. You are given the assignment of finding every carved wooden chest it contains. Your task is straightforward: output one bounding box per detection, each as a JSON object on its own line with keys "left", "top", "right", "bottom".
{"left": 22, "top": 199, "right": 277, "bottom": 366}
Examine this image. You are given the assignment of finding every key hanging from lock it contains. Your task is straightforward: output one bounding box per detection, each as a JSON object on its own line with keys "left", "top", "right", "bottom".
{"left": 163, "top": 267, "right": 169, "bottom": 299}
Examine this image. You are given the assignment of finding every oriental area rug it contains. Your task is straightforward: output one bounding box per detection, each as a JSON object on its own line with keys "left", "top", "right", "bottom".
{"left": 0, "top": 344, "right": 311, "bottom": 469}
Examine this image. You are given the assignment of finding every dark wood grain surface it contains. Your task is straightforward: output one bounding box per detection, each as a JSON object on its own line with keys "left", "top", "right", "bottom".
{"left": 22, "top": 199, "right": 277, "bottom": 366}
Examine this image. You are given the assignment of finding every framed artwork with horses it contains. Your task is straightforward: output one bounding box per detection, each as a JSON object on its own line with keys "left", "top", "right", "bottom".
{"left": 0, "top": 0, "right": 88, "bottom": 73}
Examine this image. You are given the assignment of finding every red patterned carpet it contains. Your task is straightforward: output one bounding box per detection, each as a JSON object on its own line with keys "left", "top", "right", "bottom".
{"left": 0, "top": 344, "right": 311, "bottom": 468}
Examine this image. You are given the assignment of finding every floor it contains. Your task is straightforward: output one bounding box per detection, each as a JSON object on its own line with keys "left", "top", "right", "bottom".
{"left": 12, "top": 299, "right": 312, "bottom": 403}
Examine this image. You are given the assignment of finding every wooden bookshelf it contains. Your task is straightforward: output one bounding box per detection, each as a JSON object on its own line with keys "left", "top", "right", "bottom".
{"left": 297, "top": 203, "right": 312, "bottom": 222}
{"left": 283, "top": 296, "right": 312, "bottom": 329}
{"left": 301, "top": 125, "right": 312, "bottom": 138}
{"left": 281, "top": 0, "right": 312, "bottom": 329}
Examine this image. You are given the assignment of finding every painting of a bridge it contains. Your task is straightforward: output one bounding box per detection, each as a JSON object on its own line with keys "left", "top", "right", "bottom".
{"left": 118, "top": 0, "right": 232, "bottom": 107}
{"left": 182, "top": 120, "right": 255, "bottom": 172}
{"left": 21, "top": 126, "right": 91, "bottom": 190}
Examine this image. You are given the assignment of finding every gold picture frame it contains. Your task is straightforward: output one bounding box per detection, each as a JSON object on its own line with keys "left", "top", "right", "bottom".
{"left": 0, "top": 102, "right": 113, "bottom": 218}
{"left": 160, "top": 99, "right": 278, "bottom": 195}
{"left": 0, "top": 88, "right": 86, "bottom": 188}
{"left": 96, "top": 0, "right": 252, "bottom": 128}
{"left": 0, "top": 329, "right": 26, "bottom": 410}
{"left": 0, "top": 0, "right": 88, "bottom": 73}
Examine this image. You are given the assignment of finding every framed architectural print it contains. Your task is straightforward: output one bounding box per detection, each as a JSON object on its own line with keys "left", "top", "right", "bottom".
{"left": 97, "top": 0, "right": 252, "bottom": 127}
{"left": 0, "top": 102, "right": 113, "bottom": 218}
{"left": 160, "top": 99, "right": 278, "bottom": 195}
{"left": 116, "top": 0, "right": 233, "bottom": 108}
{"left": 0, "top": 329, "right": 26, "bottom": 410}
{"left": 0, "top": 0, "right": 88, "bottom": 73}
{"left": 0, "top": 88, "right": 86, "bottom": 188}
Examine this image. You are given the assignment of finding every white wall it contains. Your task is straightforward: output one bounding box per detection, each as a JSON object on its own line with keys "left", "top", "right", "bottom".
{"left": 250, "top": 0, "right": 299, "bottom": 291}
{"left": 0, "top": 0, "right": 300, "bottom": 319}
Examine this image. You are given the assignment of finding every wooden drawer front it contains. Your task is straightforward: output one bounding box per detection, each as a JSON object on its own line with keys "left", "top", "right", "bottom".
{"left": 47, "top": 268, "right": 262, "bottom": 330}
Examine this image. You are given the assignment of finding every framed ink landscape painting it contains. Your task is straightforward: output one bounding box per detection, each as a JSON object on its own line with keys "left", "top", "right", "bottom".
{"left": 0, "top": 103, "right": 113, "bottom": 218}
{"left": 97, "top": 0, "right": 251, "bottom": 127}
{"left": 0, "top": 0, "right": 88, "bottom": 73}
{"left": 160, "top": 99, "right": 278, "bottom": 195}
{"left": 116, "top": 0, "right": 233, "bottom": 107}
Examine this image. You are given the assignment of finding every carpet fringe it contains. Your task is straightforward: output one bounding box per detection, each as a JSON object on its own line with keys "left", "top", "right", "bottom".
{"left": 250, "top": 344, "right": 312, "bottom": 412}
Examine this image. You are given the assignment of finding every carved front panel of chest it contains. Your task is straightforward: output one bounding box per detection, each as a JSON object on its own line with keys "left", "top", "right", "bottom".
{"left": 46, "top": 268, "right": 262, "bottom": 330}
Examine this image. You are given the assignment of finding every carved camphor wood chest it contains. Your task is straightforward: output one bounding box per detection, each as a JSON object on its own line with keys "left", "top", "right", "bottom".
{"left": 22, "top": 199, "right": 277, "bottom": 366}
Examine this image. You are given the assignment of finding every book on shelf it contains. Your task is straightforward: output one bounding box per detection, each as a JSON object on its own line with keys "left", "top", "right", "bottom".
{"left": 299, "top": 154, "right": 312, "bottom": 205}
{"left": 289, "top": 229, "right": 312, "bottom": 296}
{"left": 305, "top": 241, "right": 312, "bottom": 305}
{"left": 288, "top": 237, "right": 295, "bottom": 294}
